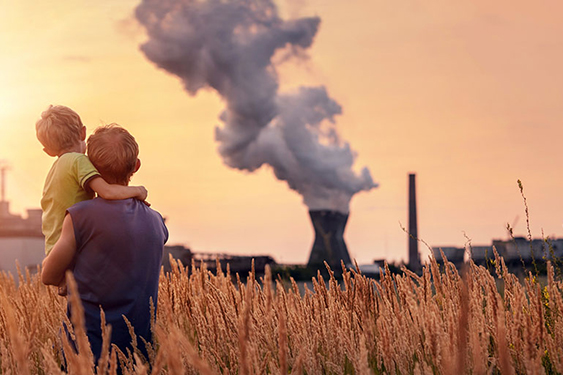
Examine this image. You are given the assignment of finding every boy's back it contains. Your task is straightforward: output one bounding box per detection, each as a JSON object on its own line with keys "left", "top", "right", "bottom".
{"left": 68, "top": 197, "right": 167, "bottom": 352}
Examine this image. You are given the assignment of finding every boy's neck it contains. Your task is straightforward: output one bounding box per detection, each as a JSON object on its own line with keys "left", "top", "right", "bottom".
{"left": 57, "top": 142, "right": 86, "bottom": 157}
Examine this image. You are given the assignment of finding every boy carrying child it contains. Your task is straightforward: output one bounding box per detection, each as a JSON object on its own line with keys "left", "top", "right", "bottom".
{"left": 36, "top": 105, "right": 147, "bottom": 291}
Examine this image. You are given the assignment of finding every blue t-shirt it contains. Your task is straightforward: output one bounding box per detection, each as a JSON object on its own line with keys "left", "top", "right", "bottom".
{"left": 67, "top": 198, "right": 168, "bottom": 362}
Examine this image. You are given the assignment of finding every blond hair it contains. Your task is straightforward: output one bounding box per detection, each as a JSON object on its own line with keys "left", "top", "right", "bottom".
{"left": 87, "top": 124, "right": 139, "bottom": 185}
{"left": 35, "top": 105, "right": 84, "bottom": 154}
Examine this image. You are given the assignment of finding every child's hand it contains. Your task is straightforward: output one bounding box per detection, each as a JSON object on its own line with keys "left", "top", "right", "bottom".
{"left": 58, "top": 284, "right": 68, "bottom": 297}
{"left": 136, "top": 186, "right": 148, "bottom": 201}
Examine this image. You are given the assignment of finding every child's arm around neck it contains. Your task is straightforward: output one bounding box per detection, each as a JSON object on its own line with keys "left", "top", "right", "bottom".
{"left": 88, "top": 177, "right": 148, "bottom": 202}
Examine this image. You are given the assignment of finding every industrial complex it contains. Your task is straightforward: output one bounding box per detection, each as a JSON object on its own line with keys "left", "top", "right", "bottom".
{"left": 0, "top": 167, "right": 560, "bottom": 279}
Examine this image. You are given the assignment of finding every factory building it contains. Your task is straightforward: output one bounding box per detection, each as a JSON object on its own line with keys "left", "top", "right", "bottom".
{"left": 432, "top": 237, "right": 563, "bottom": 270}
{"left": 0, "top": 199, "right": 45, "bottom": 277}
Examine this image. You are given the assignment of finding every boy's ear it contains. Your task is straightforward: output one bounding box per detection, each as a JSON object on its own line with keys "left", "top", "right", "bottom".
{"left": 80, "top": 126, "right": 86, "bottom": 141}
{"left": 134, "top": 159, "right": 141, "bottom": 173}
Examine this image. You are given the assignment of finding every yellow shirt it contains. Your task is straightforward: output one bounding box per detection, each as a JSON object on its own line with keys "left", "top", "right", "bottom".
{"left": 41, "top": 152, "right": 100, "bottom": 254}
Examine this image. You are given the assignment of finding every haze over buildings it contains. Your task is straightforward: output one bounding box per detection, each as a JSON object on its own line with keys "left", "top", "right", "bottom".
{"left": 0, "top": 165, "right": 44, "bottom": 276}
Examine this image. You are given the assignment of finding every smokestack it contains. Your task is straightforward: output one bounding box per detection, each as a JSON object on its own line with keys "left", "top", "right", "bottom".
{"left": 408, "top": 173, "right": 421, "bottom": 271}
{"left": 307, "top": 210, "right": 351, "bottom": 270}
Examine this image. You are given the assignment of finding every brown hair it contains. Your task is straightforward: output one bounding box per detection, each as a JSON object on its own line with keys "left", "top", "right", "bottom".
{"left": 35, "top": 105, "right": 84, "bottom": 154}
{"left": 87, "top": 124, "right": 139, "bottom": 185}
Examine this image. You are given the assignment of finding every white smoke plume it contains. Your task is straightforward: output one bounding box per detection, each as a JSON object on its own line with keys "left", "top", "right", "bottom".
{"left": 136, "top": 0, "right": 377, "bottom": 213}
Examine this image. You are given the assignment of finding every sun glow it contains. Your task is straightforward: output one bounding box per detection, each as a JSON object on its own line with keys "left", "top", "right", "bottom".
{"left": 0, "top": 87, "right": 18, "bottom": 123}
{"left": 0, "top": 39, "right": 30, "bottom": 124}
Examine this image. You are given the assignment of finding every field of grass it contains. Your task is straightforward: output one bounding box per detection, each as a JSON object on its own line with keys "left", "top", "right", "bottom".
{"left": 1, "top": 251, "right": 563, "bottom": 374}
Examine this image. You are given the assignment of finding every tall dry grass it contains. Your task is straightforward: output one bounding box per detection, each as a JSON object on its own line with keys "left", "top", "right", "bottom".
{"left": 1, "top": 251, "right": 563, "bottom": 374}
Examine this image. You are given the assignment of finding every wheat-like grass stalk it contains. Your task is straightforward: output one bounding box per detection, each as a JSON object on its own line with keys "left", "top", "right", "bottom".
{"left": 3, "top": 253, "right": 563, "bottom": 374}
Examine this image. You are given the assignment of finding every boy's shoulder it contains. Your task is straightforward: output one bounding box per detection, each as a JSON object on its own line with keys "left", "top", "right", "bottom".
{"left": 69, "top": 198, "right": 165, "bottom": 224}
{"left": 58, "top": 152, "right": 88, "bottom": 162}
{"left": 68, "top": 196, "right": 98, "bottom": 211}
{"left": 54, "top": 152, "right": 89, "bottom": 169}
{"left": 71, "top": 197, "right": 156, "bottom": 211}
{"left": 54, "top": 153, "right": 98, "bottom": 188}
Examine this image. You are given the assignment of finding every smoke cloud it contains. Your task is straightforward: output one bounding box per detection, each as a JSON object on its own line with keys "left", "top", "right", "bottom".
{"left": 136, "top": 0, "right": 377, "bottom": 213}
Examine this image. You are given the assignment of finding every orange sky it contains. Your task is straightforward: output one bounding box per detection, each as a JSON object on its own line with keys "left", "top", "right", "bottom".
{"left": 1, "top": 0, "right": 563, "bottom": 264}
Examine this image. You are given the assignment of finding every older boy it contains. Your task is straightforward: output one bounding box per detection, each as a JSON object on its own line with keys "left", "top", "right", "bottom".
{"left": 42, "top": 124, "right": 168, "bottom": 365}
{"left": 36, "top": 105, "right": 147, "bottom": 255}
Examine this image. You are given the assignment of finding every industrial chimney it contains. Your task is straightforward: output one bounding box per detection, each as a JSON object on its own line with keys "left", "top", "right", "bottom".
{"left": 307, "top": 210, "right": 352, "bottom": 271}
{"left": 408, "top": 173, "right": 421, "bottom": 271}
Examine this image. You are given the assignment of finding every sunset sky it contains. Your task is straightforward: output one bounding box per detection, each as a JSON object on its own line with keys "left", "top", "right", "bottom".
{"left": 1, "top": 0, "right": 563, "bottom": 265}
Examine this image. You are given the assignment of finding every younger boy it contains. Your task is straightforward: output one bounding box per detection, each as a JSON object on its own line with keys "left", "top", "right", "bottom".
{"left": 36, "top": 105, "right": 147, "bottom": 256}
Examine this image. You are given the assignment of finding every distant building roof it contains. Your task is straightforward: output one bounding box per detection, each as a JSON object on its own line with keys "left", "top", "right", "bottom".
{"left": 0, "top": 201, "right": 43, "bottom": 238}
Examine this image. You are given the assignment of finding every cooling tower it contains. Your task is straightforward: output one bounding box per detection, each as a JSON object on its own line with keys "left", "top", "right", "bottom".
{"left": 307, "top": 210, "right": 351, "bottom": 270}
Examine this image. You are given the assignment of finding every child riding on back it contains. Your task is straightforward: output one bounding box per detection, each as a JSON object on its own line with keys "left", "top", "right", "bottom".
{"left": 36, "top": 105, "right": 148, "bottom": 256}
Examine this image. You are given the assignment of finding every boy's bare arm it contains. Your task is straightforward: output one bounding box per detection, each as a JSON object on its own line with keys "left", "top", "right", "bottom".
{"left": 88, "top": 176, "right": 148, "bottom": 201}
{"left": 42, "top": 214, "right": 77, "bottom": 286}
